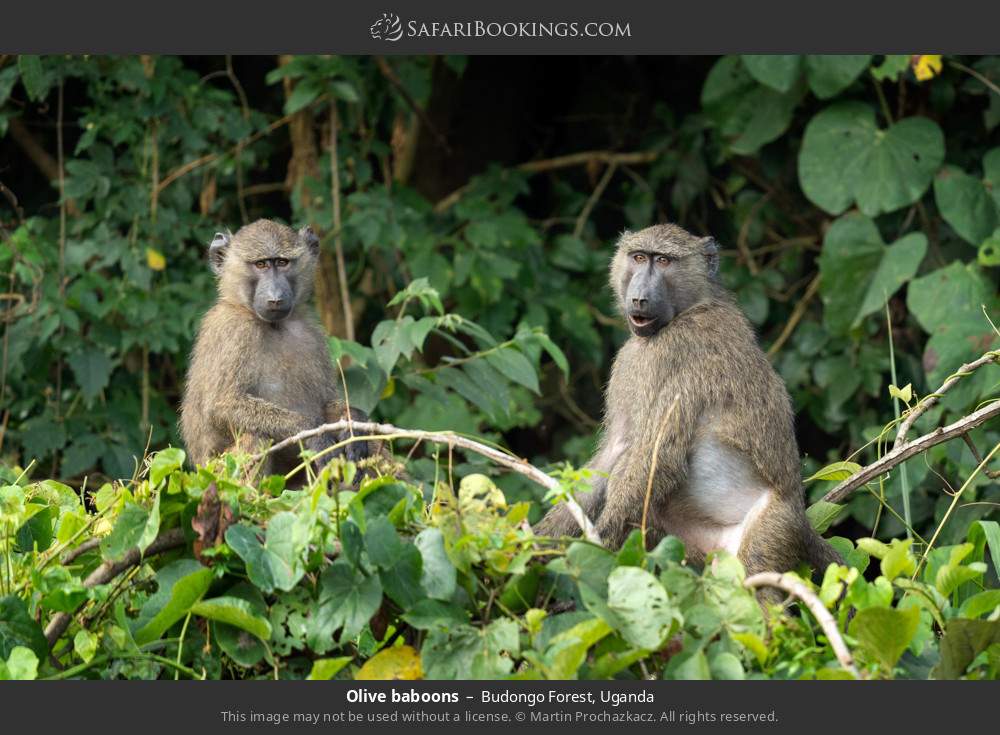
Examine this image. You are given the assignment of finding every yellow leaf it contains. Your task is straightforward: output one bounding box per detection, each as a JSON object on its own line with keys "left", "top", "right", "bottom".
{"left": 146, "top": 247, "right": 166, "bottom": 271}
{"left": 380, "top": 377, "right": 396, "bottom": 399}
{"left": 355, "top": 645, "right": 423, "bottom": 680}
{"left": 911, "top": 55, "right": 942, "bottom": 82}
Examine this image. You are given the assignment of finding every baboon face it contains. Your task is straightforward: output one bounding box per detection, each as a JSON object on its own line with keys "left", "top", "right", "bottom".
{"left": 609, "top": 224, "right": 720, "bottom": 337}
{"left": 209, "top": 220, "right": 320, "bottom": 323}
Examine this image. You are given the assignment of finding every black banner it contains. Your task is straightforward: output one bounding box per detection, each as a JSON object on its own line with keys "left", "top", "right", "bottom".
{"left": 1, "top": 680, "right": 993, "bottom": 732}
{"left": 1, "top": 0, "right": 999, "bottom": 53}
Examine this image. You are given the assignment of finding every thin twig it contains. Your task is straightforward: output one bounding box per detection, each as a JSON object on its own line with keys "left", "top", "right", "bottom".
{"left": 892, "top": 350, "right": 1000, "bottom": 450}
{"left": 961, "top": 434, "right": 1000, "bottom": 480}
{"left": 950, "top": 60, "right": 1000, "bottom": 98}
{"left": 329, "top": 104, "right": 354, "bottom": 342}
{"left": 822, "top": 400, "right": 1000, "bottom": 504}
{"left": 766, "top": 274, "right": 820, "bottom": 358}
{"left": 251, "top": 420, "right": 600, "bottom": 543}
{"left": 572, "top": 162, "right": 618, "bottom": 239}
{"left": 434, "top": 149, "right": 661, "bottom": 214}
{"left": 641, "top": 395, "right": 679, "bottom": 548}
{"left": 736, "top": 192, "right": 771, "bottom": 276}
{"left": 44, "top": 529, "right": 186, "bottom": 646}
{"left": 744, "top": 571, "right": 860, "bottom": 679}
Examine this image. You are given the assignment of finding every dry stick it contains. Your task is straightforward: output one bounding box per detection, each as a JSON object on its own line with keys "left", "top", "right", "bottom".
{"left": 766, "top": 274, "right": 820, "bottom": 358}
{"left": 821, "top": 399, "right": 1000, "bottom": 504}
{"left": 329, "top": 104, "right": 355, "bottom": 342}
{"left": 255, "top": 420, "right": 601, "bottom": 544}
{"left": 735, "top": 193, "right": 771, "bottom": 276}
{"left": 434, "top": 149, "right": 661, "bottom": 214}
{"left": 44, "top": 529, "right": 186, "bottom": 647}
{"left": 641, "top": 395, "right": 680, "bottom": 548}
{"left": 572, "top": 162, "right": 618, "bottom": 239}
{"left": 744, "top": 572, "right": 860, "bottom": 679}
{"left": 892, "top": 351, "right": 1000, "bottom": 451}
{"left": 155, "top": 110, "right": 302, "bottom": 196}
{"left": 961, "top": 433, "right": 1000, "bottom": 480}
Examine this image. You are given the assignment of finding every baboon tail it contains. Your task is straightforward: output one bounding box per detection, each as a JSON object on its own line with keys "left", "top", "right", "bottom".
{"left": 802, "top": 526, "right": 844, "bottom": 573}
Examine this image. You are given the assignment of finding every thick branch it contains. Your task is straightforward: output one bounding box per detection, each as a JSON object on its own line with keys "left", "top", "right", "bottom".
{"left": 254, "top": 419, "right": 601, "bottom": 544}
{"left": 892, "top": 351, "right": 999, "bottom": 450}
{"left": 433, "top": 149, "right": 661, "bottom": 214}
{"left": 744, "top": 571, "right": 860, "bottom": 679}
{"left": 822, "top": 400, "right": 1000, "bottom": 504}
{"left": 44, "top": 528, "right": 186, "bottom": 647}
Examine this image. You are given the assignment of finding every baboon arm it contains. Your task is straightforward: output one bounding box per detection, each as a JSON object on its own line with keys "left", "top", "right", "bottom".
{"left": 211, "top": 394, "right": 311, "bottom": 443}
{"left": 594, "top": 390, "right": 700, "bottom": 547}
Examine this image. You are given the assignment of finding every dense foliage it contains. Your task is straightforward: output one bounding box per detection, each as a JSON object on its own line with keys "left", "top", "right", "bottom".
{"left": 0, "top": 54, "right": 998, "bottom": 679}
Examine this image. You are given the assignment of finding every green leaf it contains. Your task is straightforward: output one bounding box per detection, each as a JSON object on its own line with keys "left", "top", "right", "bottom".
{"left": 818, "top": 214, "right": 927, "bottom": 334}
{"left": 309, "top": 562, "right": 382, "bottom": 651}
{"left": 969, "top": 521, "right": 1000, "bottom": 584}
{"left": 3, "top": 646, "right": 39, "bottom": 680}
{"left": 0, "top": 596, "right": 48, "bottom": 660}
{"left": 741, "top": 55, "right": 801, "bottom": 92}
{"left": 605, "top": 566, "right": 678, "bottom": 650}
{"left": 799, "top": 103, "right": 944, "bottom": 216}
{"left": 702, "top": 55, "right": 804, "bottom": 156}
{"left": 934, "top": 166, "right": 999, "bottom": 246}
{"left": 933, "top": 619, "right": 1000, "bottom": 679}
{"left": 849, "top": 605, "right": 920, "bottom": 671}
{"left": 307, "top": 657, "right": 353, "bottom": 680}
{"left": 133, "top": 562, "right": 213, "bottom": 646}
{"left": 364, "top": 517, "right": 405, "bottom": 569}
{"left": 888, "top": 383, "right": 913, "bottom": 403}
{"left": 804, "top": 55, "right": 871, "bottom": 98}
{"left": 402, "top": 599, "right": 470, "bottom": 630}
{"left": 73, "top": 629, "right": 98, "bottom": 663}
{"left": 330, "top": 81, "right": 360, "bottom": 103}
{"left": 805, "top": 500, "right": 845, "bottom": 534}
{"left": 67, "top": 347, "right": 113, "bottom": 404}
{"left": 149, "top": 447, "right": 185, "bottom": 485}
{"left": 532, "top": 332, "right": 570, "bottom": 378}
{"left": 379, "top": 545, "right": 424, "bottom": 609}
{"left": 213, "top": 582, "right": 268, "bottom": 667}
{"left": 99, "top": 504, "right": 149, "bottom": 561}
{"left": 907, "top": 261, "right": 1000, "bottom": 397}
{"left": 284, "top": 80, "right": 321, "bottom": 115}
{"left": 979, "top": 229, "right": 1000, "bottom": 266}
{"left": 17, "top": 55, "right": 49, "bottom": 101}
{"left": 871, "top": 55, "right": 910, "bottom": 82}
{"left": 805, "top": 460, "right": 862, "bottom": 483}
{"left": 959, "top": 590, "right": 1000, "bottom": 619}
{"left": 137, "top": 490, "right": 161, "bottom": 555}
{"left": 414, "top": 528, "right": 456, "bottom": 602}
{"left": 485, "top": 346, "right": 539, "bottom": 394}
{"left": 421, "top": 619, "right": 519, "bottom": 679}
{"left": 190, "top": 597, "right": 272, "bottom": 642}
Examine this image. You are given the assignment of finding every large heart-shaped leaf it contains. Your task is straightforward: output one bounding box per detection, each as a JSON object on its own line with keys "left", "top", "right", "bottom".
{"left": 799, "top": 102, "right": 944, "bottom": 216}
{"left": 934, "top": 165, "right": 999, "bottom": 246}
{"left": 804, "top": 55, "right": 871, "bottom": 98}
{"left": 818, "top": 214, "right": 927, "bottom": 334}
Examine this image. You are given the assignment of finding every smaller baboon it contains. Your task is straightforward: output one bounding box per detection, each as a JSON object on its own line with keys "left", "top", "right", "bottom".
{"left": 536, "top": 224, "right": 842, "bottom": 581}
{"left": 180, "top": 219, "right": 369, "bottom": 475}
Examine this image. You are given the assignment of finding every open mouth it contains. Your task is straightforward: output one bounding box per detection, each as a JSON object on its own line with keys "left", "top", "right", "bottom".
{"left": 628, "top": 313, "right": 655, "bottom": 329}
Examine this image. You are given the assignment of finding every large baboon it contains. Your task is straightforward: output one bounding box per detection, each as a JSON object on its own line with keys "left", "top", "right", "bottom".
{"left": 535, "top": 224, "right": 841, "bottom": 578}
{"left": 180, "top": 219, "right": 369, "bottom": 475}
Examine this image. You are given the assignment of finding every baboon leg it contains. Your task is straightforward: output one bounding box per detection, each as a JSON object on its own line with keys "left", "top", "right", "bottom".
{"left": 534, "top": 477, "right": 606, "bottom": 539}
{"left": 735, "top": 496, "right": 804, "bottom": 607}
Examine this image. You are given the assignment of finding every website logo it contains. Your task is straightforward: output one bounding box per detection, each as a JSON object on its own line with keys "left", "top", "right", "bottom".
{"left": 370, "top": 12, "right": 404, "bottom": 42}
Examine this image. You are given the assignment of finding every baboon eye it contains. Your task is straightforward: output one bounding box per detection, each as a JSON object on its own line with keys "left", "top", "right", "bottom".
{"left": 274, "top": 258, "right": 289, "bottom": 268}
{"left": 632, "top": 253, "right": 646, "bottom": 264}
{"left": 655, "top": 255, "right": 671, "bottom": 266}
{"left": 254, "top": 260, "right": 269, "bottom": 270}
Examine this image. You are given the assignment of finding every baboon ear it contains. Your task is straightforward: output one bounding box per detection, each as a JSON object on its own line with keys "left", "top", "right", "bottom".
{"left": 208, "top": 231, "right": 231, "bottom": 275}
{"left": 702, "top": 237, "right": 720, "bottom": 278}
{"left": 298, "top": 226, "right": 320, "bottom": 253}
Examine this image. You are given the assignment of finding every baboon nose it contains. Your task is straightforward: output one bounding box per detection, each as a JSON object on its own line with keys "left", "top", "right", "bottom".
{"left": 267, "top": 298, "right": 284, "bottom": 308}
{"left": 632, "top": 297, "right": 648, "bottom": 308}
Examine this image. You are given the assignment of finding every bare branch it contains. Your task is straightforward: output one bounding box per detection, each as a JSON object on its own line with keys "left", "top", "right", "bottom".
{"left": 744, "top": 571, "right": 860, "bottom": 679}
{"left": 44, "top": 529, "right": 186, "bottom": 647}
{"left": 252, "top": 419, "right": 601, "bottom": 544}
{"left": 892, "top": 350, "right": 999, "bottom": 450}
{"left": 822, "top": 400, "right": 1000, "bottom": 504}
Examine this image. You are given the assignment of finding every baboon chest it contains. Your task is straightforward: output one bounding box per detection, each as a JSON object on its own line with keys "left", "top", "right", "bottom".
{"left": 254, "top": 319, "right": 329, "bottom": 420}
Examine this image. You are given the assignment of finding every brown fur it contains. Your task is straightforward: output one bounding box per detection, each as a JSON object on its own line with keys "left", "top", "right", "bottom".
{"left": 536, "top": 224, "right": 841, "bottom": 584}
{"left": 180, "top": 219, "right": 366, "bottom": 475}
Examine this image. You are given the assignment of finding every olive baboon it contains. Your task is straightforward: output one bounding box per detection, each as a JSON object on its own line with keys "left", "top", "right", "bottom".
{"left": 535, "top": 224, "right": 842, "bottom": 578}
{"left": 180, "top": 219, "right": 369, "bottom": 474}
